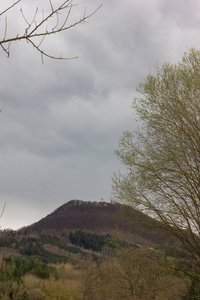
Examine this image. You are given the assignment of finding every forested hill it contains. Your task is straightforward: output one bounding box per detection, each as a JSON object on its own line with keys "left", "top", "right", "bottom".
{"left": 24, "top": 200, "right": 125, "bottom": 235}
{"left": 21, "top": 200, "right": 177, "bottom": 248}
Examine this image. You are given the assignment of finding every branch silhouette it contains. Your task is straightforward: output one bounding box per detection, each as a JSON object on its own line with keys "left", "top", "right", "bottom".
{"left": 0, "top": 0, "right": 102, "bottom": 61}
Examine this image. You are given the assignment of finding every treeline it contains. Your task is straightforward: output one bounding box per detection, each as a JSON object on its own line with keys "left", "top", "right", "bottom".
{"left": 21, "top": 234, "right": 85, "bottom": 263}
{"left": 69, "top": 230, "right": 139, "bottom": 252}
{"left": 0, "top": 232, "right": 86, "bottom": 264}
{"left": 1, "top": 256, "right": 54, "bottom": 281}
{"left": 0, "top": 255, "right": 56, "bottom": 299}
{"left": 69, "top": 230, "right": 110, "bottom": 251}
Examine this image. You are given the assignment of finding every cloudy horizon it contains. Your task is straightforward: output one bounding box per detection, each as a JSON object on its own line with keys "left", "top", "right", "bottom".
{"left": 1, "top": 0, "right": 200, "bottom": 230}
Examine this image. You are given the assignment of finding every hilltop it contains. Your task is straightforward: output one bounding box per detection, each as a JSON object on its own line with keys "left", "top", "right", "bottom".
{"left": 20, "top": 200, "right": 178, "bottom": 248}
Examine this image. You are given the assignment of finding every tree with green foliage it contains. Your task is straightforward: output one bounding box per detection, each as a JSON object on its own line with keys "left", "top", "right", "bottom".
{"left": 112, "top": 48, "right": 200, "bottom": 280}
{"left": 69, "top": 230, "right": 110, "bottom": 252}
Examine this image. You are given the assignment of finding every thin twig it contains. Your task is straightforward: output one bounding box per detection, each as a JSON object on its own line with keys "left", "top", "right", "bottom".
{"left": 0, "top": 0, "right": 21, "bottom": 17}
{"left": 49, "top": 0, "right": 54, "bottom": 13}
{"left": 27, "top": 37, "right": 78, "bottom": 61}
{"left": 1, "top": 44, "right": 8, "bottom": 56}
{"left": 0, "top": 1, "right": 102, "bottom": 60}
{"left": 3, "top": 16, "right": 7, "bottom": 40}
{"left": 0, "top": 203, "right": 6, "bottom": 218}
{"left": 20, "top": 7, "right": 30, "bottom": 26}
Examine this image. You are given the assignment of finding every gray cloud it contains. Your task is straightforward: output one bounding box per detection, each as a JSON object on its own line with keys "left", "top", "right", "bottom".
{"left": 0, "top": 0, "right": 200, "bottom": 229}
{"left": 158, "top": 0, "right": 200, "bottom": 28}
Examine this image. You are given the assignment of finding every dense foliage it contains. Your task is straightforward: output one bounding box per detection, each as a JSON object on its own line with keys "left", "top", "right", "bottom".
{"left": 1, "top": 256, "right": 55, "bottom": 280}
{"left": 69, "top": 230, "right": 139, "bottom": 253}
{"left": 112, "top": 48, "right": 200, "bottom": 280}
{"left": 69, "top": 231, "right": 110, "bottom": 251}
{"left": 0, "top": 231, "right": 86, "bottom": 264}
{"left": 0, "top": 256, "right": 56, "bottom": 299}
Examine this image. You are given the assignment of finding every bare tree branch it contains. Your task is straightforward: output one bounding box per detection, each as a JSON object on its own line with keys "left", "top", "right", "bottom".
{"left": 27, "top": 37, "right": 78, "bottom": 63}
{"left": 3, "top": 16, "right": 7, "bottom": 40}
{"left": 0, "top": 1, "right": 102, "bottom": 60}
{"left": 0, "top": 203, "right": 6, "bottom": 219}
{"left": 0, "top": 0, "right": 21, "bottom": 17}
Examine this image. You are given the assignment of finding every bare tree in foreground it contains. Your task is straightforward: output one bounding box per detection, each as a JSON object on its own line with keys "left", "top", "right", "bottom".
{"left": 112, "top": 48, "right": 200, "bottom": 281}
{"left": 0, "top": 0, "right": 101, "bottom": 61}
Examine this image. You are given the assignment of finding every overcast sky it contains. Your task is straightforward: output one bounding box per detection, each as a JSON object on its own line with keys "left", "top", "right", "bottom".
{"left": 0, "top": 0, "right": 200, "bottom": 230}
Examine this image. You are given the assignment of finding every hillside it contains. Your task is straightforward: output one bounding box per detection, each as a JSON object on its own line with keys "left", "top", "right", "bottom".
{"left": 21, "top": 200, "right": 178, "bottom": 248}
{"left": 24, "top": 200, "right": 122, "bottom": 234}
{"left": 0, "top": 200, "right": 190, "bottom": 266}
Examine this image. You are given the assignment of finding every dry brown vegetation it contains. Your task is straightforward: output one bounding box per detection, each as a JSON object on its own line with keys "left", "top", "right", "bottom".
{"left": 0, "top": 245, "right": 194, "bottom": 299}
{"left": 22, "top": 249, "right": 190, "bottom": 300}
